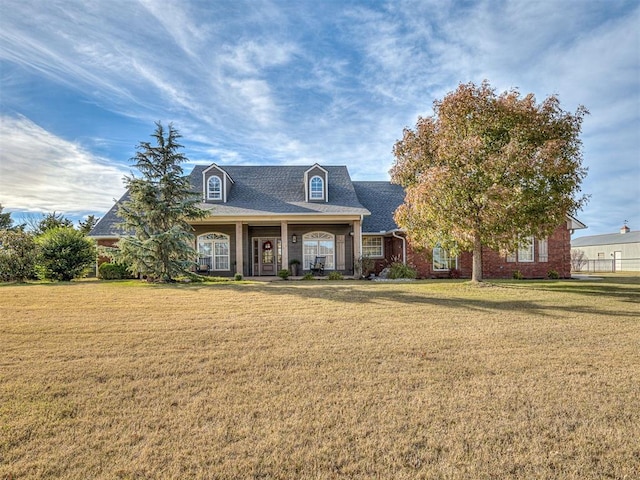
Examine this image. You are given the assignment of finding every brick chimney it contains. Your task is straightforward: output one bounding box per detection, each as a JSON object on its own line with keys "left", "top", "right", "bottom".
{"left": 620, "top": 225, "right": 630, "bottom": 234}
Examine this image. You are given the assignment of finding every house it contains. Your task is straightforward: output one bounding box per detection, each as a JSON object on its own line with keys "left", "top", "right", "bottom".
{"left": 571, "top": 225, "right": 640, "bottom": 272}
{"left": 90, "top": 163, "right": 584, "bottom": 279}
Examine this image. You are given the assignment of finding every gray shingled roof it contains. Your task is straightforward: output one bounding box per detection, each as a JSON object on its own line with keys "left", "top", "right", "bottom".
{"left": 191, "top": 165, "right": 370, "bottom": 216}
{"left": 352, "top": 181, "right": 405, "bottom": 233}
{"left": 90, "top": 165, "right": 373, "bottom": 237}
{"left": 572, "top": 230, "right": 640, "bottom": 247}
{"left": 89, "top": 191, "right": 130, "bottom": 237}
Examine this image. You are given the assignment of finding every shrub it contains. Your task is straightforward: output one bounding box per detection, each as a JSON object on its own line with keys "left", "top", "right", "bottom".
{"left": 277, "top": 269, "right": 290, "bottom": 280}
{"left": 302, "top": 273, "right": 314, "bottom": 280}
{"left": 36, "top": 227, "right": 96, "bottom": 281}
{"left": 547, "top": 269, "right": 560, "bottom": 279}
{"left": 512, "top": 270, "right": 524, "bottom": 280}
{"left": 234, "top": 273, "right": 243, "bottom": 281}
{"left": 98, "top": 262, "right": 132, "bottom": 280}
{"left": 388, "top": 262, "right": 417, "bottom": 279}
{"left": 0, "top": 229, "right": 38, "bottom": 282}
{"left": 355, "top": 255, "right": 375, "bottom": 278}
{"left": 327, "top": 271, "right": 343, "bottom": 280}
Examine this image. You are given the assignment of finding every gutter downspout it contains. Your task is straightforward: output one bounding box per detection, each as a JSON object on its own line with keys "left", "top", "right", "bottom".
{"left": 391, "top": 230, "right": 406, "bottom": 265}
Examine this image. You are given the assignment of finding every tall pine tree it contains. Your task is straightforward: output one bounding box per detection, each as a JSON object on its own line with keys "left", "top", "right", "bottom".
{"left": 115, "top": 122, "right": 205, "bottom": 282}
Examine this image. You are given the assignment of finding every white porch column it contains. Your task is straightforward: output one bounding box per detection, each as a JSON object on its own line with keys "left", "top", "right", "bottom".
{"left": 235, "top": 221, "right": 243, "bottom": 276}
{"left": 281, "top": 221, "right": 289, "bottom": 270}
{"left": 353, "top": 218, "right": 362, "bottom": 268}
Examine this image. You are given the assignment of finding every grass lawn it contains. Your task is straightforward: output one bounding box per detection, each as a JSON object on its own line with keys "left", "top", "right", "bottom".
{"left": 1, "top": 277, "right": 639, "bottom": 479}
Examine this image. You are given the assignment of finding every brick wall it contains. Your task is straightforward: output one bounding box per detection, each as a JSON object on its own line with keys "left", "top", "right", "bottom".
{"left": 401, "top": 223, "right": 571, "bottom": 279}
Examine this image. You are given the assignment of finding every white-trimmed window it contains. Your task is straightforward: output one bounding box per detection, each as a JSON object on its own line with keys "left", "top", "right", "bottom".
{"left": 303, "top": 231, "right": 334, "bottom": 269}
{"left": 538, "top": 237, "right": 548, "bottom": 262}
{"left": 517, "top": 236, "right": 534, "bottom": 262}
{"left": 433, "top": 246, "right": 457, "bottom": 271}
{"left": 207, "top": 176, "right": 222, "bottom": 200}
{"left": 198, "top": 233, "right": 230, "bottom": 270}
{"left": 310, "top": 176, "right": 324, "bottom": 200}
{"left": 362, "top": 236, "right": 383, "bottom": 258}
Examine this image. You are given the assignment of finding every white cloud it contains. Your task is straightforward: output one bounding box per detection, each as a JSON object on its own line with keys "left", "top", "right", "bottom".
{"left": 0, "top": 115, "right": 127, "bottom": 214}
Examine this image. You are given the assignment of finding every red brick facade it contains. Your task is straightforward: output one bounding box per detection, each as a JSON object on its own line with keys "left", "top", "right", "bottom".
{"left": 378, "top": 224, "right": 571, "bottom": 279}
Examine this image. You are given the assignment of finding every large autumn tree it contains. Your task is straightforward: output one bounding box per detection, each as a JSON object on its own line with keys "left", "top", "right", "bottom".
{"left": 114, "top": 122, "right": 205, "bottom": 282}
{"left": 390, "top": 81, "right": 588, "bottom": 282}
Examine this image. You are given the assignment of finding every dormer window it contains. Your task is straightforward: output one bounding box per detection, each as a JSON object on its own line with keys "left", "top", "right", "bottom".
{"left": 304, "top": 163, "right": 328, "bottom": 202}
{"left": 208, "top": 176, "right": 222, "bottom": 200}
{"left": 310, "top": 176, "right": 324, "bottom": 200}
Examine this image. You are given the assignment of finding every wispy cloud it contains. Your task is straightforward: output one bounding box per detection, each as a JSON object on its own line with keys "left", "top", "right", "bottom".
{"left": 0, "top": 0, "right": 637, "bottom": 233}
{"left": 0, "top": 115, "right": 126, "bottom": 213}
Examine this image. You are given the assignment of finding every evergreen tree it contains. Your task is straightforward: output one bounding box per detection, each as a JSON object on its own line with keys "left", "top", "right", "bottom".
{"left": 78, "top": 215, "right": 99, "bottom": 235}
{"left": 114, "top": 122, "right": 205, "bottom": 282}
{"left": 36, "top": 227, "right": 96, "bottom": 281}
{"left": 30, "top": 212, "right": 74, "bottom": 235}
{"left": 0, "top": 204, "right": 12, "bottom": 230}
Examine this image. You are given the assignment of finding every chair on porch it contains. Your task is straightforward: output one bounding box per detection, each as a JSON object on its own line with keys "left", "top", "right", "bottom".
{"left": 196, "top": 260, "right": 210, "bottom": 275}
{"left": 309, "top": 256, "right": 326, "bottom": 275}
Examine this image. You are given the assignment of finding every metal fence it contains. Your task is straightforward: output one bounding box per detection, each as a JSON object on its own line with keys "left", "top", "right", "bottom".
{"left": 572, "top": 258, "right": 640, "bottom": 273}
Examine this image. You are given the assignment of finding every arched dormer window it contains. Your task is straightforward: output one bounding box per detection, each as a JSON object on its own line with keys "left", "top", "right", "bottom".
{"left": 208, "top": 176, "right": 222, "bottom": 200}
{"left": 310, "top": 176, "right": 324, "bottom": 200}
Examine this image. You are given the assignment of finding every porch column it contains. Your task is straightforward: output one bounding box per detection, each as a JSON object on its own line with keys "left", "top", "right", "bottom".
{"left": 281, "top": 221, "right": 289, "bottom": 270}
{"left": 353, "top": 218, "right": 362, "bottom": 267}
{"left": 235, "top": 221, "right": 243, "bottom": 276}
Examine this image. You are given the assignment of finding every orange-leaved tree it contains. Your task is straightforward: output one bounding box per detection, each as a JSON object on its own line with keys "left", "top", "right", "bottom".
{"left": 390, "top": 81, "right": 589, "bottom": 282}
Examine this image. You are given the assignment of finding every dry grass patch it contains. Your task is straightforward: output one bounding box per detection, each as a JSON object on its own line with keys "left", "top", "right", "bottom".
{"left": 1, "top": 278, "right": 639, "bottom": 479}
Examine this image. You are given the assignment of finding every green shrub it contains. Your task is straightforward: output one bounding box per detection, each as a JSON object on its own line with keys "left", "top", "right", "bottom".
{"left": 36, "top": 227, "right": 96, "bottom": 281}
{"left": 0, "top": 229, "right": 37, "bottom": 282}
{"left": 547, "top": 270, "right": 559, "bottom": 279}
{"left": 512, "top": 270, "right": 524, "bottom": 280}
{"left": 302, "top": 273, "right": 314, "bottom": 280}
{"left": 388, "top": 262, "right": 417, "bottom": 279}
{"left": 278, "top": 269, "right": 290, "bottom": 280}
{"left": 98, "top": 262, "right": 132, "bottom": 280}
{"left": 234, "top": 273, "right": 243, "bottom": 281}
{"left": 327, "top": 271, "right": 343, "bottom": 280}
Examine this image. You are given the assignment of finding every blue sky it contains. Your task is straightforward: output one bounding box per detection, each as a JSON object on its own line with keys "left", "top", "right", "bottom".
{"left": 0, "top": 0, "right": 638, "bottom": 237}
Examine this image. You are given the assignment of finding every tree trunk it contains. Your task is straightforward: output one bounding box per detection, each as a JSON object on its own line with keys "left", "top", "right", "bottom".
{"left": 471, "top": 231, "right": 483, "bottom": 283}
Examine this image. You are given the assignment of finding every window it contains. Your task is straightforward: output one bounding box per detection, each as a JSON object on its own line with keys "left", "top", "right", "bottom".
{"left": 207, "top": 176, "right": 222, "bottom": 200}
{"left": 517, "top": 236, "right": 534, "bottom": 262}
{"left": 362, "top": 236, "right": 383, "bottom": 258}
{"left": 303, "top": 232, "right": 334, "bottom": 269}
{"left": 538, "top": 238, "right": 548, "bottom": 262}
{"left": 198, "top": 233, "right": 230, "bottom": 270}
{"left": 433, "top": 246, "right": 457, "bottom": 271}
{"left": 310, "top": 176, "right": 324, "bottom": 200}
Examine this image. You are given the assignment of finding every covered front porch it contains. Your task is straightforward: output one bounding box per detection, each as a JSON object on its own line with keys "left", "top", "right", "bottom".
{"left": 192, "top": 217, "right": 363, "bottom": 277}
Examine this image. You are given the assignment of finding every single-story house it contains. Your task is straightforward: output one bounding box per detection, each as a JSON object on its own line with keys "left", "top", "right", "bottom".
{"left": 571, "top": 225, "right": 640, "bottom": 272}
{"left": 90, "top": 163, "right": 585, "bottom": 279}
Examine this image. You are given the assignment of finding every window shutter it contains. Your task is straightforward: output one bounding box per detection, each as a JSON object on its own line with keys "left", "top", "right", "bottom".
{"left": 336, "top": 235, "right": 345, "bottom": 270}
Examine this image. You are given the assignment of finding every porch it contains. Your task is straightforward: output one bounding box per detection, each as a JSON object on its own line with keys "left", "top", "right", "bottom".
{"left": 192, "top": 219, "right": 363, "bottom": 278}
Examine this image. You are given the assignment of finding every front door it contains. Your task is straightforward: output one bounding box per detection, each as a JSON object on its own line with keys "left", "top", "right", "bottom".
{"left": 253, "top": 238, "right": 280, "bottom": 275}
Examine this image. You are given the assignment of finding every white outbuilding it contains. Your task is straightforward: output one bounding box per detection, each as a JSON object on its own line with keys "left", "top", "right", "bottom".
{"left": 571, "top": 225, "right": 640, "bottom": 272}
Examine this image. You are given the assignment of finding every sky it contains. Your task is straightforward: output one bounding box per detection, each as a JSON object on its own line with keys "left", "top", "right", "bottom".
{"left": 0, "top": 0, "right": 638, "bottom": 238}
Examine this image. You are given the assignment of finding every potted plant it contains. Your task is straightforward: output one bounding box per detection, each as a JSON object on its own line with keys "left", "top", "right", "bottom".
{"left": 289, "top": 259, "right": 300, "bottom": 276}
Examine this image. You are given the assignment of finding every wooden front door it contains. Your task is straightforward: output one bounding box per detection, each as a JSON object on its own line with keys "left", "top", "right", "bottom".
{"left": 253, "top": 238, "right": 280, "bottom": 275}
